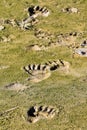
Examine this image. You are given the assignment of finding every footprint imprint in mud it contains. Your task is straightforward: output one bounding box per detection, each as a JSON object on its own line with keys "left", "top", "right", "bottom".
{"left": 23, "top": 63, "right": 51, "bottom": 82}
{"left": 27, "top": 105, "right": 61, "bottom": 123}
{"left": 0, "top": 65, "right": 9, "bottom": 70}
{"left": 4, "top": 82, "right": 29, "bottom": 91}
{"left": 23, "top": 59, "right": 70, "bottom": 82}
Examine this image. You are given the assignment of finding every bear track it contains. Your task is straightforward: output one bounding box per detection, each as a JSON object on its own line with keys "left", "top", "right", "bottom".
{"left": 27, "top": 105, "right": 61, "bottom": 123}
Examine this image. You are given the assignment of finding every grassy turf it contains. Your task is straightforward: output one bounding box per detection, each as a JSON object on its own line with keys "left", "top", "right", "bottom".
{"left": 0, "top": 0, "right": 87, "bottom": 130}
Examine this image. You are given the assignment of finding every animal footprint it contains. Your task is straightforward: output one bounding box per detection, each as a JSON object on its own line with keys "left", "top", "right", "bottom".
{"left": 23, "top": 59, "right": 70, "bottom": 82}
{"left": 23, "top": 64, "right": 51, "bottom": 82}
{"left": 27, "top": 105, "right": 59, "bottom": 123}
{"left": 28, "top": 5, "right": 50, "bottom": 17}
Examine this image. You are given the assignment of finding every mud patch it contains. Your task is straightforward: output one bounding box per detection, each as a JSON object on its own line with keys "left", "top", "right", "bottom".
{"left": 4, "top": 82, "right": 29, "bottom": 91}
{"left": 26, "top": 44, "right": 42, "bottom": 51}
{"left": 75, "top": 48, "right": 87, "bottom": 57}
{"left": 0, "top": 34, "right": 15, "bottom": 43}
{"left": 62, "top": 7, "right": 78, "bottom": 13}
{"left": 81, "top": 40, "right": 87, "bottom": 47}
{"left": 28, "top": 71, "right": 51, "bottom": 83}
{"left": 0, "top": 65, "right": 9, "bottom": 70}
{"left": 0, "top": 25, "right": 5, "bottom": 31}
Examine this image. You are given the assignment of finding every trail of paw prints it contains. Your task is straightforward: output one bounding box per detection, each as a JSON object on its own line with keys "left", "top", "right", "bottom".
{"left": 2, "top": 82, "right": 29, "bottom": 92}
{"left": 0, "top": 5, "right": 50, "bottom": 31}
{"left": 25, "top": 29, "right": 85, "bottom": 51}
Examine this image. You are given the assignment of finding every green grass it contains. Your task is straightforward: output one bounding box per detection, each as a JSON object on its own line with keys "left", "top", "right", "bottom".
{"left": 0, "top": 0, "right": 87, "bottom": 130}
